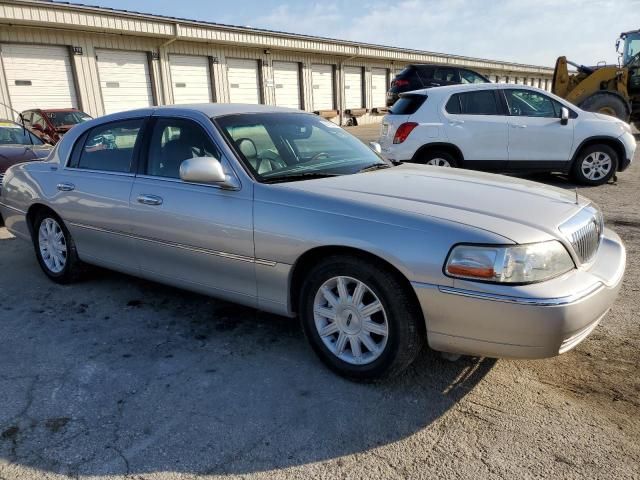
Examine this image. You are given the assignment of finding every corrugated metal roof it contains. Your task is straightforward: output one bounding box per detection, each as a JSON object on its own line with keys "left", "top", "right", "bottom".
{"left": 21, "top": 0, "right": 553, "bottom": 72}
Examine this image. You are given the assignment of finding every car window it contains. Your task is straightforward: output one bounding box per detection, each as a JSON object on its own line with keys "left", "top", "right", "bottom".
{"left": 445, "top": 95, "right": 462, "bottom": 114}
{"left": 146, "top": 118, "right": 220, "bottom": 179}
{"left": 216, "top": 113, "right": 388, "bottom": 181}
{"left": 455, "top": 91, "right": 500, "bottom": 115}
{"left": 47, "top": 111, "right": 92, "bottom": 128}
{"left": 75, "top": 119, "right": 144, "bottom": 172}
{"left": 504, "top": 89, "right": 561, "bottom": 118}
{"left": 460, "top": 70, "right": 488, "bottom": 84}
{"left": 32, "top": 113, "right": 46, "bottom": 129}
{"left": 433, "top": 68, "right": 458, "bottom": 83}
{"left": 390, "top": 94, "right": 427, "bottom": 115}
{"left": 0, "top": 122, "right": 44, "bottom": 145}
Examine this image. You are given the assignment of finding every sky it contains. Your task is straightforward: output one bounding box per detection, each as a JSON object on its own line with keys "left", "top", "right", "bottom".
{"left": 68, "top": 0, "right": 640, "bottom": 67}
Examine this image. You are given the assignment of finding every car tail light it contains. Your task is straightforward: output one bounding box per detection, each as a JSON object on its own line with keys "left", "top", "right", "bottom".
{"left": 393, "top": 79, "right": 410, "bottom": 87}
{"left": 393, "top": 122, "right": 418, "bottom": 144}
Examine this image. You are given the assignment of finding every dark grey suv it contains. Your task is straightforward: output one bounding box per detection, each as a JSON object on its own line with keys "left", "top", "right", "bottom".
{"left": 386, "top": 64, "right": 490, "bottom": 107}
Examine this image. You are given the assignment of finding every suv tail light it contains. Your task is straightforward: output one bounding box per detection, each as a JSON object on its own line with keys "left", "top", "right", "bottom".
{"left": 392, "top": 79, "right": 410, "bottom": 87}
{"left": 393, "top": 122, "right": 418, "bottom": 144}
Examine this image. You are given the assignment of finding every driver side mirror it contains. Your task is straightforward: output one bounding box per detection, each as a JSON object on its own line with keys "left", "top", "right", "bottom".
{"left": 560, "top": 107, "right": 570, "bottom": 126}
{"left": 179, "top": 157, "right": 239, "bottom": 190}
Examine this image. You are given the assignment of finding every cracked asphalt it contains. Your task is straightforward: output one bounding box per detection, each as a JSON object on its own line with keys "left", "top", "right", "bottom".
{"left": 0, "top": 125, "right": 638, "bottom": 479}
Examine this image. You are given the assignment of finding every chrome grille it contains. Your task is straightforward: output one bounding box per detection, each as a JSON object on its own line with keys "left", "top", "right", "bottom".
{"left": 559, "top": 206, "right": 603, "bottom": 264}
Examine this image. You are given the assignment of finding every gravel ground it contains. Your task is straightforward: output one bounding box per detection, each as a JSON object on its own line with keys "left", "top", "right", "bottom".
{"left": 0, "top": 125, "right": 639, "bottom": 480}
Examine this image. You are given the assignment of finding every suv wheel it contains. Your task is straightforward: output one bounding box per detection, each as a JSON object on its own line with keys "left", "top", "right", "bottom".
{"left": 33, "top": 210, "right": 83, "bottom": 284}
{"left": 299, "top": 255, "right": 424, "bottom": 381}
{"left": 419, "top": 150, "right": 458, "bottom": 168}
{"left": 572, "top": 144, "right": 618, "bottom": 186}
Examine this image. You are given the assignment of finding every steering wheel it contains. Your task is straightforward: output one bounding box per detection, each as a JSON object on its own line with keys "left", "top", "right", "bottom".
{"left": 310, "top": 152, "right": 330, "bottom": 162}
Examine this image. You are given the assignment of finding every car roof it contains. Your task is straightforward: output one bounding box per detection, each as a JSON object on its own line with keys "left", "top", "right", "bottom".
{"left": 101, "top": 103, "right": 307, "bottom": 120}
{"left": 403, "top": 83, "right": 548, "bottom": 97}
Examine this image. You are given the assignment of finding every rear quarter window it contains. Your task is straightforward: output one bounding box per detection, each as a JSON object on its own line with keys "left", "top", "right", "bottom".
{"left": 389, "top": 95, "right": 427, "bottom": 115}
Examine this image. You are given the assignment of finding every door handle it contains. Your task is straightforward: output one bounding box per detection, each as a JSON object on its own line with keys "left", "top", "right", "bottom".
{"left": 449, "top": 120, "right": 465, "bottom": 126}
{"left": 511, "top": 123, "right": 527, "bottom": 129}
{"left": 137, "top": 194, "right": 163, "bottom": 206}
{"left": 56, "top": 182, "right": 75, "bottom": 192}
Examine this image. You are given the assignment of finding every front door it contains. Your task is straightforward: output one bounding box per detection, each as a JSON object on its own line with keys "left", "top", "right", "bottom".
{"left": 53, "top": 117, "right": 146, "bottom": 272}
{"left": 503, "top": 89, "right": 575, "bottom": 167}
{"left": 129, "top": 115, "right": 256, "bottom": 305}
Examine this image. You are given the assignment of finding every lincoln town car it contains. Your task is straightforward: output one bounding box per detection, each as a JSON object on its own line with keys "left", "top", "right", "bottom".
{"left": 0, "top": 105, "right": 626, "bottom": 380}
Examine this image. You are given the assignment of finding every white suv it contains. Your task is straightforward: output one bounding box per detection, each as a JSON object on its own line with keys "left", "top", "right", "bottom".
{"left": 379, "top": 83, "right": 636, "bottom": 185}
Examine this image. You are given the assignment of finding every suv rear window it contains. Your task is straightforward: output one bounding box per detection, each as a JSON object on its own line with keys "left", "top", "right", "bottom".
{"left": 390, "top": 94, "right": 426, "bottom": 115}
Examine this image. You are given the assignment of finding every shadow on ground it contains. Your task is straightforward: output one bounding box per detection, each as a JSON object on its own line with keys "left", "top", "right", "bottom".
{"left": 0, "top": 243, "right": 495, "bottom": 477}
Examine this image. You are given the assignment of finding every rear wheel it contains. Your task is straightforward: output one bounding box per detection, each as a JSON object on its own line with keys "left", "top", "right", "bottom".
{"left": 299, "top": 255, "right": 424, "bottom": 381}
{"left": 418, "top": 150, "right": 458, "bottom": 168}
{"left": 32, "top": 210, "right": 83, "bottom": 283}
{"left": 579, "top": 93, "right": 630, "bottom": 122}
{"left": 572, "top": 144, "right": 618, "bottom": 186}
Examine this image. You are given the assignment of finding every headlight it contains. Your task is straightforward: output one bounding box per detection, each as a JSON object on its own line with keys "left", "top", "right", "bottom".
{"left": 444, "top": 241, "right": 575, "bottom": 284}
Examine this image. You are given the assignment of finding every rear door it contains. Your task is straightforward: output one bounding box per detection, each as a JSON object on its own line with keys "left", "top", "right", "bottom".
{"left": 441, "top": 89, "right": 508, "bottom": 164}
{"left": 503, "top": 88, "right": 574, "bottom": 165}
{"left": 54, "top": 117, "right": 146, "bottom": 271}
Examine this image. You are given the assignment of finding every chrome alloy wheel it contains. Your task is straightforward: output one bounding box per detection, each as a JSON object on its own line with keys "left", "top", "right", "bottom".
{"left": 38, "top": 218, "right": 67, "bottom": 273}
{"left": 581, "top": 152, "right": 612, "bottom": 181}
{"left": 426, "top": 157, "right": 452, "bottom": 167}
{"left": 313, "top": 276, "right": 389, "bottom": 365}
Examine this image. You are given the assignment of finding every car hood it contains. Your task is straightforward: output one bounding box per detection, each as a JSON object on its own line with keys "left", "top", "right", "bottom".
{"left": 277, "top": 164, "right": 588, "bottom": 244}
{"left": 0, "top": 144, "right": 51, "bottom": 171}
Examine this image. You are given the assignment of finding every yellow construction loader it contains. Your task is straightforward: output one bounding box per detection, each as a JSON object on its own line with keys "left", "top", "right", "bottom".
{"left": 552, "top": 29, "right": 640, "bottom": 126}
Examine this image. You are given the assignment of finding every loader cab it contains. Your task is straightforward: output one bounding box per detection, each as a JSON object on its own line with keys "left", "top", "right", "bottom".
{"left": 619, "top": 30, "right": 640, "bottom": 94}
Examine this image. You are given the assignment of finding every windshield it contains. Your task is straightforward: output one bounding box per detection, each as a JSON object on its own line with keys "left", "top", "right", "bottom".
{"left": 0, "top": 123, "right": 44, "bottom": 145}
{"left": 215, "top": 113, "right": 388, "bottom": 183}
{"left": 46, "top": 111, "right": 92, "bottom": 128}
{"left": 623, "top": 32, "right": 640, "bottom": 65}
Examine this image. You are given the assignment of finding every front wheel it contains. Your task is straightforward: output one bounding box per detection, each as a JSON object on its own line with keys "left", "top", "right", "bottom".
{"left": 571, "top": 144, "right": 618, "bottom": 186}
{"left": 33, "top": 211, "right": 83, "bottom": 284}
{"left": 299, "top": 255, "right": 424, "bottom": 381}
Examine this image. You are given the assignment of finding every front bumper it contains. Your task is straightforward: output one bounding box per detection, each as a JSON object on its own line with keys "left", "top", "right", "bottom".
{"left": 618, "top": 131, "right": 636, "bottom": 172}
{"left": 412, "top": 228, "right": 626, "bottom": 359}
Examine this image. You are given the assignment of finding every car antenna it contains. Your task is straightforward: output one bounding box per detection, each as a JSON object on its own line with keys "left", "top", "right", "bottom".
{"left": 0, "top": 101, "right": 34, "bottom": 145}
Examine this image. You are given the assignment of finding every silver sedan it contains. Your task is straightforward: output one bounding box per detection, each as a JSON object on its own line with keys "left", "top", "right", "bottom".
{"left": 0, "top": 104, "right": 626, "bottom": 380}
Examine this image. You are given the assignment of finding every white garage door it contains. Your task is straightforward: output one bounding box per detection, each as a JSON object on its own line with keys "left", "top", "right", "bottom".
{"left": 169, "top": 55, "right": 212, "bottom": 104}
{"left": 227, "top": 58, "right": 260, "bottom": 104}
{"left": 96, "top": 50, "right": 154, "bottom": 115}
{"left": 371, "top": 68, "right": 388, "bottom": 109}
{"left": 344, "top": 66, "right": 363, "bottom": 109}
{"left": 1, "top": 44, "right": 77, "bottom": 113}
{"left": 273, "top": 61, "right": 301, "bottom": 109}
{"left": 311, "top": 64, "right": 334, "bottom": 111}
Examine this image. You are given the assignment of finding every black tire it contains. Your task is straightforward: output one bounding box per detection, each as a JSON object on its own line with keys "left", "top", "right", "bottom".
{"left": 299, "top": 254, "right": 424, "bottom": 381}
{"left": 32, "top": 210, "right": 83, "bottom": 284}
{"left": 571, "top": 144, "right": 619, "bottom": 186}
{"left": 417, "top": 149, "right": 458, "bottom": 168}
{"left": 579, "top": 93, "right": 630, "bottom": 122}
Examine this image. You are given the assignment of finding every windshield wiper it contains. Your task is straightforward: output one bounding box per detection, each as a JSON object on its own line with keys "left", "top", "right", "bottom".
{"left": 262, "top": 172, "right": 340, "bottom": 184}
{"left": 357, "top": 163, "right": 392, "bottom": 173}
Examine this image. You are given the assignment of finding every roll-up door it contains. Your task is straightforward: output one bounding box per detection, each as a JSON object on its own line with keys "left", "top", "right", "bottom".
{"left": 273, "top": 61, "right": 301, "bottom": 109}
{"left": 311, "top": 64, "right": 334, "bottom": 111}
{"left": 169, "top": 55, "right": 213, "bottom": 104}
{"left": 344, "top": 66, "right": 363, "bottom": 109}
{"left": 371, "top": 68, "right": 388, "bottom": 109}
{"left": 96, "top": 49, "right": 154, "bottom": 115}
{"left": 227, "top": 58, "right": 261, "bottom": 104}
{"left": 1, "top": 44, "right": 77, "bottom": 113}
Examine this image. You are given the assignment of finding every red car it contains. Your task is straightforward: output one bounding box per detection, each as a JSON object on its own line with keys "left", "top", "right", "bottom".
{"left": 20, "top": 108, "right": 92, "bottom": 145}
